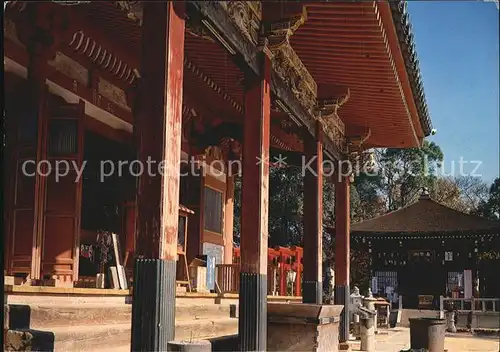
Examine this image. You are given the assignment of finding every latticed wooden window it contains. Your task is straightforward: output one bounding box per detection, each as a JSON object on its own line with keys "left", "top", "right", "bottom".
{"left": 203, "top": 186, "right": 223, "bottom": 234}
{"left": 48, "top": 119, "right": 78, "bottom": 155}
{"left": 373, "top": 271, "right": 398, "bottom": 296}
{"left": 446, "top": 272, "right": 462, "bottom": 293}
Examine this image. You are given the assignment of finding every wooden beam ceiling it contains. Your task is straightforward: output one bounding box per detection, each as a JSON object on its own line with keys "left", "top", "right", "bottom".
{"left": 292, "top": 2, "right": 422, "bottom": 148}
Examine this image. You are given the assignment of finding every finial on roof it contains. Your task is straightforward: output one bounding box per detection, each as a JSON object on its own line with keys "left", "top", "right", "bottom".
{"left": 419, "top": 187, "right": 431, "bottom": 200}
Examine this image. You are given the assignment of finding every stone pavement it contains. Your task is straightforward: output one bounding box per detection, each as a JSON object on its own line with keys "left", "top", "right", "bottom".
{"left": 350, "top": 328, "right": 500, "bottom": 352}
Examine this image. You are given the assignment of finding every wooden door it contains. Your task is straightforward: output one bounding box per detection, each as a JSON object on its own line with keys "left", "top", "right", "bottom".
{"left": 7, "top": 84, "right": 48, "bottom": 279}
{"left": 39, "top": 100, "right": 85, "bottom": 285}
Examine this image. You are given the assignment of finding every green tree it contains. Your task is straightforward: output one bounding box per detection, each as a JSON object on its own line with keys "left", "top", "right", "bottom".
{"left": 233, "top": 164, "right": 304, "bottom": 247}
{"left": 474, "top": 178, "right": 500, "bottom": 220}
{"left": 380, "top": 141, "right": 443, "bottom": 210}
{"left": 268, "top": 166, "right": 303, "bottom": 247}
{"left": 351, "top": 172, "right": 386, "bottom": 223}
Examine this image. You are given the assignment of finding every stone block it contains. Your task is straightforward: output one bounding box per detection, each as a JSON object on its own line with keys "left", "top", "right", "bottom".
{"left": 168, "top": 339, "right": 211, "bottom": 352}
{"left": 210, "top": 334, "right": 239, "bottom": 351}
{"left": 4, "top": 305, "right": 9, "bottom": 330}
{"left": 267, "top": 303, "right": 343, "bottom": 352}
{"left": 5, "top": 329, "right": 55, "bottom": 351}
{"left": 229, "top": 304, "right": 238, "bottom": 318}
{"left": 7, "top": 305, "right": 31, "bottom": 330}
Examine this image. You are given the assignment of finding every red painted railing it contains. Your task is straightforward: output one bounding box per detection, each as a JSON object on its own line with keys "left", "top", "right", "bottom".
{"left": 215, "top": 264, "right": 240, "bottom": 293}
{"left": 215, "top": 263, "right": 281, "bottom": 295}
{"left": 232, "top": 246, "right": 303, "bottom": 296}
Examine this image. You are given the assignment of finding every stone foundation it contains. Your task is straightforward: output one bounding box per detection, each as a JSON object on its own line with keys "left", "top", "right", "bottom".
{"left": 267, "top": 303, "right": 343, "bottom": 352}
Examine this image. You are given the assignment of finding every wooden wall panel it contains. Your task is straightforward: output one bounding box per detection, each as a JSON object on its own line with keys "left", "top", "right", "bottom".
{"left": 15, "top": 162, "right": 36, "bottom": 207}
{"left": 45, "top": 168, "right": 78, "bottom": 213}
{"left": 12, "top": 210, "right": 35, "bottom": 257}
{"left": 203, "top": 232, "right": 225, "bottom": 247}
{"left": 7, "top": 83, "right": 47, "bottom": 277}
{"left": 43, "top": 216, "right": 75, "bottom": 263}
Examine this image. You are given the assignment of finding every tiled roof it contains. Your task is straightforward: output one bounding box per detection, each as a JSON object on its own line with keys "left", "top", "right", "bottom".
{"left": 390, "top": 0, "right": 433, "bottom": 136}
{"left": 351, "top": 195, "right": 500, "bottom": 235}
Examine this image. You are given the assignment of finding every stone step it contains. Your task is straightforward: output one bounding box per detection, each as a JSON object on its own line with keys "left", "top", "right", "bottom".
{"left": 5, "top": 318, "right": 238, "bottom": 351}
{"left": 176, "top": 317, "right": 238, "bottom": 341}
{"left": 7, "top": 303, "right": 232, "bottom": 329}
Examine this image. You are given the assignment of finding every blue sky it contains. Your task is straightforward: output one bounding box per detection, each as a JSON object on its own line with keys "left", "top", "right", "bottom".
{"left": 408, "top": 1, "right": 499, "bottom": 183}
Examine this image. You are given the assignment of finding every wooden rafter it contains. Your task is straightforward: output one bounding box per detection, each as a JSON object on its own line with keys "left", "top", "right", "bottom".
{"left": 188, "top": 1, "right": 344, "bottom": 161}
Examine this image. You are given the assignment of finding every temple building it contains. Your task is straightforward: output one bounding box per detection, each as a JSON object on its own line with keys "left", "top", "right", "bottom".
{"left": 351, "top": 191, "right": 500, "bottom": 309}
{"left": 3, "top": 1, "right": 432, "bottom": 350}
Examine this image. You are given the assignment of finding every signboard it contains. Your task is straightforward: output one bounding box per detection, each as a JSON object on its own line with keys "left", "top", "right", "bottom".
{"left": 203, "top": 242, "right": 223, "bottom": 265}
{"left": 202, "top": 243, "right": 223, "bottom": 291}
{"left": 418, "top": 295, "right": 434, "bottom": 309}
{"left": 206, "top": 254, "right": 216, "bottom": 290}
{"left": 444, "top": 251, "right": 453, "bottom": 261}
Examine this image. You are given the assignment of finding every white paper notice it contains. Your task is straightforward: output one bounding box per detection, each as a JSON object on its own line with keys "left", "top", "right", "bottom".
{"left": 464, "top": 269, "right": 473, "bottom": 299}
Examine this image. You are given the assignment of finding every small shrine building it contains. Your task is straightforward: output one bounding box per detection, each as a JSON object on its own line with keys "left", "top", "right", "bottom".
{"left": 351, "top": 191, "right": 500, "bottom": 309}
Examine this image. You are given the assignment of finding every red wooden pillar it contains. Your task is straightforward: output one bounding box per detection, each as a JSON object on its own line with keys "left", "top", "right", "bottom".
{"left": 131, "top": 3, "right": 185, "bottom": 350}
{"left": 303, "top": 121, "right": 324, "bottom": 304}
{"left": 279, "top": 252, "right": 286, "bottom": 296}
{"left": 239, "top": 52, "right": 271, "bottom": 351}
{"left": 334, "top": 172, "right": 351, "bottom": 344}
{"left": 294, "top": 248, "right": 302, "bottom": 297}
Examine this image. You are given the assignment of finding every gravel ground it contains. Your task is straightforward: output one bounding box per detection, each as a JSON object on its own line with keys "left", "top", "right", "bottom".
{"left": 350, "top": 328, "right": 500, "bottom": 352}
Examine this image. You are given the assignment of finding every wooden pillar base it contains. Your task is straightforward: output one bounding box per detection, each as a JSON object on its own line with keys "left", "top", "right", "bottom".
{"left": 334, "top": 284, "right": 350, "bottom": 343}
{"left": 131, "top": 259, "right": 176, "bottom": 351}
{"left": 238, "top": 272, "right": 267, "bottom": 351}
{"left": 303, "top": 280, "right": 323, "bottom": 304}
